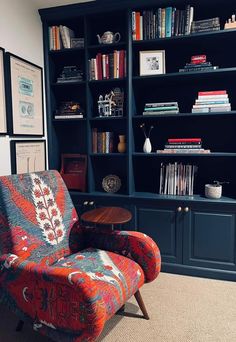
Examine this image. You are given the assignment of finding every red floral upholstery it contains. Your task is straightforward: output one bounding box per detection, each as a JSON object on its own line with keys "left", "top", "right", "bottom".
{"left": 0, "top": 170, "right": 161, "bottom": 342}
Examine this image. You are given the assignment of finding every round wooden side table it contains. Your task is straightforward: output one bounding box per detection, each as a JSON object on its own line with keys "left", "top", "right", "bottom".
{"left": 80, "top": 206, "right": 132, "bottom": 230}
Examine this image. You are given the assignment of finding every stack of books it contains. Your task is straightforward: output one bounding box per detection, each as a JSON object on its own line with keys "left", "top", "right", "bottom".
{"left": 179, "top": 55, "right": 219, "bottom": 73}
{"left": 191, "top": 17, "right": 220, "bottom": 34}
{"left": 143, "top": 102, "right": 179, "bottom": 115}
{"left": 157, "top": 138, "right": 211, "bottom": 154}
{"left": 192, "top": 90, "right": 231, "bottom": 113}
{"left": 159, "top": 162, "right": 198, "bottom": 196}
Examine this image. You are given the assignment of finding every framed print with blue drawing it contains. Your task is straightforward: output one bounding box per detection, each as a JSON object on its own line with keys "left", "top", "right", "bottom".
{"left": 11, "top": 140, "right": 46, "bottom": 174}
{"left": 6, "top": 53, "right": 44, "bottom": 136}
{"left": 0, "top": 47, "right": 7, "bottom": 134}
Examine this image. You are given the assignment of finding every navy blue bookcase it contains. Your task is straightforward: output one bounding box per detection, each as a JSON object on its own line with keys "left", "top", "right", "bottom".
{"left": 39, "top": 0, "right": 236, "bottom": 281}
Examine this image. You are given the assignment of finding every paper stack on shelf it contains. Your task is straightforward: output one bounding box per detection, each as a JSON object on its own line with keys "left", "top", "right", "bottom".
{"left": 156, "top": 138, "right": 211, "bottom": 154}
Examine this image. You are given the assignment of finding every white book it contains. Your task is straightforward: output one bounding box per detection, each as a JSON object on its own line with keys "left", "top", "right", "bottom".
{"left": 198, "top": 95, "right": 228, "bottom": 100}
{"left": 54, "top": 114, "right": 83, "bottom": 119}
{"left": 193, "top": 103, "right": 231, "bottom": 108}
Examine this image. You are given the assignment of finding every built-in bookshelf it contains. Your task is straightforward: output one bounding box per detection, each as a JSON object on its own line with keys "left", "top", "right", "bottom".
{"left": 40, "top": 0, "right": 236, "bottom": 281}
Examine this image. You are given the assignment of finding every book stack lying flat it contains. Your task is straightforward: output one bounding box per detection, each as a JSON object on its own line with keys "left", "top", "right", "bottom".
{"left": 179, "top": 55, "right": 219, "bottom": 73}
{"left": 143, "top": 102, "right": 179, "bottom": 115}
{"left": 159, "top": 162, "right": 198, "bottom": 196}
{"left": 156, "top": 138, "right": 211, "bottom": 154}
{"left": 191, "top": 17, "right": 220, "bottom": 33}
{"left": 192, "top": 90, "right": 231, "bottom": 113}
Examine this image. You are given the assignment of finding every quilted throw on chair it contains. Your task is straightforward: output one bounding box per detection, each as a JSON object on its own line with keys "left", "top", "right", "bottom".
{"left": 0, "top": 170, "right": 161, "bottom": 342}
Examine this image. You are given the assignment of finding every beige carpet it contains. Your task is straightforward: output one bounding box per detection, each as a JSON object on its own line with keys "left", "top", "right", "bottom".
{"left": 1, "top": 272, "right": 236, "bottom": 342}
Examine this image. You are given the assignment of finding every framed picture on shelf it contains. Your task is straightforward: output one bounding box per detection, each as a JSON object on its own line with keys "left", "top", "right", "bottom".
{"left": 139, "top": 50, "right": 166, "bottom": 76}
{"left": 6, "top": 53, "right": 44, "bottom": 136}
{"left": 0, "top": 48, "right": 7, "bottom": 134}
{"left": 11, "top": 140, "right": 46, "bottom": 174}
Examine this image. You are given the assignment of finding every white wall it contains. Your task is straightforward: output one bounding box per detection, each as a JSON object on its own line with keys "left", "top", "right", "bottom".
{"left": 0, "top": 0, "right": 45, "bottom": 176}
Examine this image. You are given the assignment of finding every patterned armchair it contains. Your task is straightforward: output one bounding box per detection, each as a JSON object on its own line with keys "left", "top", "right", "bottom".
{"left": 0, "top": 170, "right": 161, "bottom": 342}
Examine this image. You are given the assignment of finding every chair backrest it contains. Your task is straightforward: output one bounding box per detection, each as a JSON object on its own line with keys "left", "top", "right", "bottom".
{"left": 0, "top": 170, "right": 83, "bottom": 264}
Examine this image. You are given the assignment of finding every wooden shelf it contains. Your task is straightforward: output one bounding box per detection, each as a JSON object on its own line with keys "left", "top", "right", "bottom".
{"left": 133, "top": 111, "right": 236, "bottom": 119}
{"left": 133, "top": 152, "right": 236, "bottom": 157}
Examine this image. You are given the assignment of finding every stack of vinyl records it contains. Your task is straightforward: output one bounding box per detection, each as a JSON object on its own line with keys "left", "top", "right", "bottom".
{"left": 192, "top": 90, "right": 231, "bottom": 113}
{"left": 156, "top": 138, "right": 211, "bottom": 154}
{"left": 159, "top": 162, "right": 198, "bottom": 196}
{"left": 179, "top": 54, "right": 219, "bottom": 73}
{"left": 191, "top": 17, "right": 220, "bottom": 33}
{"left": 143, "top": 102, "right": 179, "bottom": 115}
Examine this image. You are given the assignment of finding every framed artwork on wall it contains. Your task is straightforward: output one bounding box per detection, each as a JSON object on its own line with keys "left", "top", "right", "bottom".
{"left": 11, "top": 140, "right": 46, "bottom": 174}
{"left": 5, "top": 53, "right": 44, "bottom": 136}
{"left": 139, "top": 50, "right": 166, "bottom": 76}
{"left": 0, "top": 47, "right": 7, "bottom": 134}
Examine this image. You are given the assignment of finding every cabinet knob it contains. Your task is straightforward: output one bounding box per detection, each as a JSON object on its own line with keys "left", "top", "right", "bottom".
{"left": 177, "top": 207, "right": 182, "bottom": 212}
{"left": 184, "top": 207, "right": 189, "bottom": 213}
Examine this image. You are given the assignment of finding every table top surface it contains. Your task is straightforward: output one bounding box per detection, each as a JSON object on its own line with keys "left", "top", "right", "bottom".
{"left": 80, "top": 206, "right": 132, "bottom": 225}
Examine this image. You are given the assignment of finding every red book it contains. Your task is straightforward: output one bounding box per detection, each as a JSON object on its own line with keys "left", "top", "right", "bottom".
{"left": 191, "top": 55, "right": 206, "bottom": 64}
{"left": 168, "top": 138, "right": 202, "bottom": 143}
{"left": 135, "top": 12, "right": 141, "bottom": 40}
{"left": 198, "top": 90, "right": 227, "bottom": 96}
{"left": 119, "top": 50, "right": 124, "bottom": 78}
{"left": 96, "top": 53, "right": 102, "bottom": 80}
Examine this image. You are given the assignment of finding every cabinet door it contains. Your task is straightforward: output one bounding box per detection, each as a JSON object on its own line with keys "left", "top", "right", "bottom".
{"left": 183, "top": 208, "right": 236, "bottom": 271}
{"left": 137, "top": 206, "right": 182, "bottom": 264}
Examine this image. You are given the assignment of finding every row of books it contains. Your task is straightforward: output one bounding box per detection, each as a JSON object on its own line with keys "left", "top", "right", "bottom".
{"left": 49, "top": 25, "right": 80, "bottom": 50}
{"left": 157, "top": 138, "right": 211, "bottom": 154}
{"left": 92, "top": 129, "right": 114, "bottom": 153}
{"left": 192, "top": 90, "right": 231, "bottom": 113}
{"left": 132, "top": 5, "right": 194, "bottom": 40}
{"left": 191, "top": 17, "right": 220, "bottom": 33}
{"left": 179, "top": 55, "right": 219, "bottom": 73}
{"left": 143, "top": 102, "right": 179, "bottom": 115}
{"left": 159, "top": 162, "right": 198, "bottom": 196}
{"left": 89, "top": 50, "right": 126, "bottom": 80}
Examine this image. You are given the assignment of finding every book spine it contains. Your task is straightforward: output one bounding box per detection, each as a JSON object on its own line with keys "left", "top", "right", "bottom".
{"left": 165, "top": 7, "right": 172, "bottom": 37}
{"left": 198, "top": 90, "right": 227, "bottom": 96}
{"left": 168, "top": 138, "right": 201, "bottom": 142}
{"left": 179, "top": 66, "right": 218, "bottom": 72}
{"left": 132, "top": 11, "right": 136, "bottom": 40}
{"left": 144, "top": 106, "right": 179, "bottom": 111}
{"left": 136, "top": 12, "right": 141, "bottom": 40}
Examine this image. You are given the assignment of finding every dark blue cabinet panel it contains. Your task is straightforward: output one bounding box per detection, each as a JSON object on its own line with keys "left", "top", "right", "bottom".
{"left": 183, "top": 210, "right": 236, "bottom": 271}
{"left": 137, "top": 207, "right": 182, "bottom": 264}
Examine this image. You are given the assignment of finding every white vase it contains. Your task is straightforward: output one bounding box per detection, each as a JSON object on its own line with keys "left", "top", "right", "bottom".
{"left": 143, "top": 138, "right": 152, "bottom": 153}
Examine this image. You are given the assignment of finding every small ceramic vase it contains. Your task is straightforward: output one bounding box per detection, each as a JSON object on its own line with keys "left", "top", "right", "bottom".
{"left": 143, "top": 137, "right": 152, "bottom": 153}
{"left": 118, "top": 135, "right": 126, "bottom": 153}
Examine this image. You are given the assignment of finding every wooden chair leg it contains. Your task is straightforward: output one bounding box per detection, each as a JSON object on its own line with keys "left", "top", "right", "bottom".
{"left": 134, "top": 290, "right": 150, "bottom": 320}
{"left": 16, "top": 319, "right": 24, "bottom": 332}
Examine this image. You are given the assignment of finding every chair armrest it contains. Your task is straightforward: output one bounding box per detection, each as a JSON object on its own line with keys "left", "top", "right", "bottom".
{"left": 0, "top": 253, "right": 106, "bottom": 339}
{"left": 84, "top": 229, "right": 161, "bottom": 283}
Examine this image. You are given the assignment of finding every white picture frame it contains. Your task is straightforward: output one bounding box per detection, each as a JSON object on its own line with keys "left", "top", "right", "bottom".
{"left": 11, "top": 140, "right": 46, "bottom": 174}
{"left": 7, "top": 53, "right": 44, "bottom": 136}
{"left": 139, "top": 50, "right": 166, "bottom": 76}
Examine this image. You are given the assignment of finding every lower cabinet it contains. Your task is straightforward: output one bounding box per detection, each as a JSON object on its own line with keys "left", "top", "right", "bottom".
{"left": 183, "top": 208, "right": 236, "bottom": 272}
{"left": 136, "top": 201, "right": 236, "bottom": 281}
{"left": 72, "top": 193, "right": 236, "bottom": 280}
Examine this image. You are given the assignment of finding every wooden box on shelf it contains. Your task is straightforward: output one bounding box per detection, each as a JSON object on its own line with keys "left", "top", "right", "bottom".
{"left": 60, "top": 154, "right": 87, "bottom": 191}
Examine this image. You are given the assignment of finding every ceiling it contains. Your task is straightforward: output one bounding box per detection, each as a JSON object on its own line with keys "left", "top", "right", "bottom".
{"left": 34, "top": 0, "right": 93, "bottom": 9}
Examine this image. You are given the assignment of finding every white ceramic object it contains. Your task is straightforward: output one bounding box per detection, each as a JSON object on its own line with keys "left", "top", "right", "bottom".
{"left": 205, "top": 184, "right": 222, "bottom": 199}
{"left": 143, "top": 138, "right": 152, "bottom": 153}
